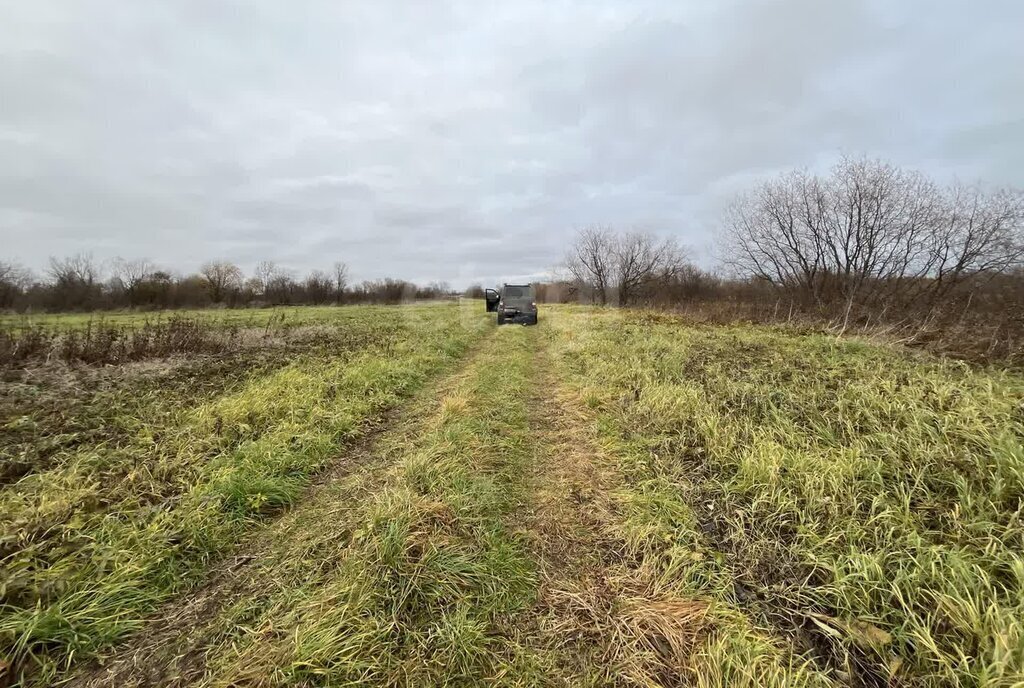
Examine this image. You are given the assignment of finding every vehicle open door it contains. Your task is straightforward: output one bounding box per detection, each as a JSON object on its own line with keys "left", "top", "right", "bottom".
{"left": 484, "top": 288, "right": 499, "bottom": 312}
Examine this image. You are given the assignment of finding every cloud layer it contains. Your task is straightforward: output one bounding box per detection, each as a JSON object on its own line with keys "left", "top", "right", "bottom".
{"left": 3, "top": 0, "right": 1022, "bottom": 286}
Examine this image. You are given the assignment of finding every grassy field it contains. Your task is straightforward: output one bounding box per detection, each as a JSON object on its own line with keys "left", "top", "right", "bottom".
{"left": 1, "top": 303, "right": 1022, "bottom": 686}
{"left": 0, "top": 305, "right": 407, "bottom": 330}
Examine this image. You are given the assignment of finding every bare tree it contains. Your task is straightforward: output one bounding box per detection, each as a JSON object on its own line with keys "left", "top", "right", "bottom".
{"left": 927, "top": 184, "right": 1024, "bottom": 306}
{"left": 111, "top": 258, "right": 156, "bottom": 305}
{"left": 0, "top": 261, "right": 31, "bottom": 285}
{"left": 2, "top": 255, "right": 478, "bottom": 312}
{"left": 721, "top": 156, "right": 1024, "bottom": 314}
{"left": 254, "top": 260, "right": 278, "bottom": 297}
{"left": 614, "top": 231, "right": 688, "bottom": 306}
{"left": 419, "top": 281, "right": 451, "bottom": 299}
{"left": 565, "top": 226, "right": 616, "bottom": 304}
{"left": 332, "top": 261, "right": 348, "bottom": 304}
{"left": 266, "top": 269, "right": 297, "bottom": 304}
{"left": 48, "top": 253, "right": 101, "bottom": 287}
{"left": 566, "top": 227, "right": 689, "bottom": 306}
{"left": 350, "top": 278, "right": 415, "bottom": 304}
{"left": 46, "top": 253, "right": 103, "bottom": 309}
{"left": 200, "top": 260, "right": 243, "bottom": 303}
{"left": 252, "top": 261, "right": 302, "bottom": 303}
{"left": 0, "top": 261, "right": 32, "bottom": 308}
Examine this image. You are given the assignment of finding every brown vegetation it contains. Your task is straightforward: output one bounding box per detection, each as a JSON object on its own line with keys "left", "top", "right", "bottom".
{"left": 0, "top": 317, "right": 235, "bottom": 367}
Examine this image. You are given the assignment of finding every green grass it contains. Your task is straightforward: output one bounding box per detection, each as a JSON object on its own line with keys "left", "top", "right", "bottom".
{"left": 196, "top": 324, "right": 547, "bottom": 686}
{"left": 0, "top": 303, "right": 490, "bottom": 684}
{"left": 0, "top": 304, "right": 446, "bottom": 331}
{"left": 4, "top": 302, "right": 1023, "bottom": 686}
{"left": 547, "top": 307, "right": 1024, "bottom": 686}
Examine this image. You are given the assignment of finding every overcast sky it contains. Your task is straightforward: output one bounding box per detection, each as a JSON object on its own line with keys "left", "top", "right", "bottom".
{"left": 2, "top": 1, "right": 1022, "bottom": 287}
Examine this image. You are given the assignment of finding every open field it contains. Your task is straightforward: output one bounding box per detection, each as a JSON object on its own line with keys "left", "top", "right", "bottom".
{"left": 1, "top": 303, "right": 1022, "bottom": 687}
{"left": 0, "top": 306, "right": 443, "bottom": 331}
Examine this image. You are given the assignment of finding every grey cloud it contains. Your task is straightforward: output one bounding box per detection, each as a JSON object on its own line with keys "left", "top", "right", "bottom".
{"left": 2, "top": 0, "right": 1022, "bottom": 286}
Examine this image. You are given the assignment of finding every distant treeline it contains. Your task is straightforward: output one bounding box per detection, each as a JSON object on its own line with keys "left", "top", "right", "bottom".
{"left": 4, "top": 156, "right": 1022, "bottom": 361}
{"left": 0, "top": 258, "right": 455, "bottom": 311}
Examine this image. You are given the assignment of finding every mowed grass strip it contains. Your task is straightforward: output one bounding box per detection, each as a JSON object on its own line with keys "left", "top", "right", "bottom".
{"left": 0, "top": 303, "right": 489, "bottom": 685}
{"left": 196, "top": 325, "right": 544, "bottom": 687}
{"left": 548, "top": 306, "right": 1024, "bottom": 687}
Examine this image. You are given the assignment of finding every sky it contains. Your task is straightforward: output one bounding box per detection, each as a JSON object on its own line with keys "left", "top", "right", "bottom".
{"left": 2, "top": 0, "right": 1022, "bottom": 287}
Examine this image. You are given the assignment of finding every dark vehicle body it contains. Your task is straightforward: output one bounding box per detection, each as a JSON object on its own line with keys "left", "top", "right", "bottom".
{"left": 485, "top": 284, "right": 538, "bottom": 325}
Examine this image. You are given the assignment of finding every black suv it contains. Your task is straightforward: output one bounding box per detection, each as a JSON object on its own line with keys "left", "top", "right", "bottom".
{"left": 485, "top": 284, "right": 538, "bottom": 325}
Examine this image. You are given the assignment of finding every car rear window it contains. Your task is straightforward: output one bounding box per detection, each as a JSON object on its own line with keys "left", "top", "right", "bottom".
{"left": 503, "top": 286, "right": 532, "bottom": 298}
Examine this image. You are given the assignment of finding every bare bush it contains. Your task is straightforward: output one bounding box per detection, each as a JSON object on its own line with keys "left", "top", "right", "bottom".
{"left": 110, "top": 258, "right": 157, "bottom": 307}
{"left": 44, "top": 253, "right": 104, "bottom": 310}
{"left": 615, "top": 231, "right": 690, "bottom": 306}
{"left": 722, "top": 157, "right": 1024, "bottom": 316}
{"left": 566, "top": 226, "right": 690, "bottom": 306}
{"left": 348, "top": 278, "right": 417, "bottom": 304}
{"left": 304, "top": 270, "right": 333, "bottom": 304}
{"left": 0, "top": 261, "right": 33, "bottom": 309}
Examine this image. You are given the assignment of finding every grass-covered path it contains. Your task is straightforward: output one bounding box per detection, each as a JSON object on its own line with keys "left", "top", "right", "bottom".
{"left": 68, "top": 323, "right": 566, "bottom": 686}
{"left": 3, "top": 305, "right": 495, "bottom": 686}
{"left": 68, "top": 317, "right": 707, "bottom": 687}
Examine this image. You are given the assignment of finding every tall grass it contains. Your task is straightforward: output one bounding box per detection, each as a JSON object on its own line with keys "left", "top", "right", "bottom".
{"left": 199, "top": 325, "right": 545, "bottom": 686}
{"left": 0, "top": 304, "right": 489, "bottom": 684}
{"left": 6, "top": 303, "right": 1021, "bottom": 686}
{"left": 548, "top": 307, "right": 1024, "bottom": 686}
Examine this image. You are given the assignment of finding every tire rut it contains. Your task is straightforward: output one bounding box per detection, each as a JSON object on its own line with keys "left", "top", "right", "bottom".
{"left": 518, "top": 332, "right": 709, "bottom": 687}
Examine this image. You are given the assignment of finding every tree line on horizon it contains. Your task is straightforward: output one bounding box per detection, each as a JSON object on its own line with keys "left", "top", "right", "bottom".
{"left": 549, "top": 157, "right": 1023, "bottom": 317}
{"left": 3, "top": 156, "right": 1022, "bottom": 352}
{"left": 0, "top": 258, "right": 461, "bottom": 311}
